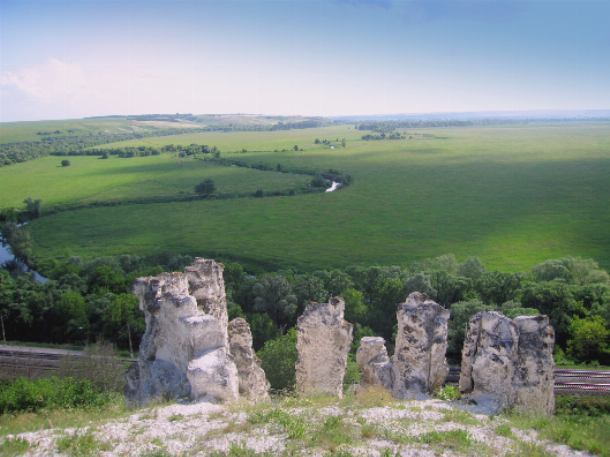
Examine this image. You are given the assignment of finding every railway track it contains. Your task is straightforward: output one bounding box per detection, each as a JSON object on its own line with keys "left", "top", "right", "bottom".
{"left": 446, "top": 366, "right": 610, "bottom": 395}
{"left": 0, "top": 346, "right": 134, "bottom": 380}
{"left": 1, "top": 346, "right": 609, "bottom": 395}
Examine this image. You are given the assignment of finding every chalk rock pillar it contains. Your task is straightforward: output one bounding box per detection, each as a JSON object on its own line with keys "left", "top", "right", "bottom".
{"left": 356, "top": 336, "right": 393, "bottom": 390}
{"left": 295, "top": 297, "right": 353, "bottom": 397}
{"left": 125, "top": 258, "right": 239, "bottom": 405}
{"left": 228, "top": 318, "right": 270, "bottom": 401}
{"left": 513, "top": 315, "right": 555, "bottom": 415}
{"left": 459, "top": 311, "right": 519, "bottom": 413}
{"left": 392, "top": 292, "right": 450, "bottom": 398}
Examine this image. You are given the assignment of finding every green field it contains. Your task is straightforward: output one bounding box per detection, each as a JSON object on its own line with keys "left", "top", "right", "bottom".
{"left": 0, "top": 154, "right": 310, "bottom": 209}
{"left": 0, "top": 118, "right": 149, "bottom": 143}
{"left": 2, "top": 122, "right": 608, "bottom": 271}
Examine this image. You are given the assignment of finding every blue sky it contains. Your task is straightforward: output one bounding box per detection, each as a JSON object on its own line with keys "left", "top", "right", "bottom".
{"left": 1, "top": 0, "right": 609, "bottom": 121}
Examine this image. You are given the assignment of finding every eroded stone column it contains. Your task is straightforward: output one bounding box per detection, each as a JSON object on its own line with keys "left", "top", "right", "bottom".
{"left": 512, "top": 315, "right": 555, "bottom": 415}
{"left": 228, "top": 318, "right": 270, "bottom": 401}
{"left": 356, "top": 336, "right": 393, "bottom": 390}
{"left": 459, "top": 311, "right": 555, "bottom": 415}
{"left": 295, "top": 297, "right": 353, "bottom": 397}
{"left": 392, "top": 292, "right": 450, "bottom": 398}
{"left": 125, "top": 258, "right": 239, "bottom": 405}
{"left": 459, "top": 311, "right": 520, "bottom": 413}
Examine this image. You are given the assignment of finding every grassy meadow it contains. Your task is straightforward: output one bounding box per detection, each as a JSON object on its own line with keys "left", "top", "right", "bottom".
{"left": 1, "top": 122, "right": 607, "bottom": 272}
{"left": 0, "top": 118, "right": 150, "bottom": 143}
{"left": 0, "top": 154, "right": 310, "bottom": 209}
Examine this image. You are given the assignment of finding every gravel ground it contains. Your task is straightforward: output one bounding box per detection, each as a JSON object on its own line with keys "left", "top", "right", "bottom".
{"left": 3, "top": 399, "right": 593, "bottom": 457}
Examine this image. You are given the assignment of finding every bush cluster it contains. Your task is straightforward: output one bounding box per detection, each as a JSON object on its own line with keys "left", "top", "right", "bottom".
{"left": 0, "top": 377, "right": 112, "bottom": 414}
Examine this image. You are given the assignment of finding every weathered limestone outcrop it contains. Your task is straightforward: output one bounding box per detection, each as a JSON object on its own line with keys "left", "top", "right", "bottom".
{"left": 125, "top": 259, "right": 239, "bottom": 405}
{"left": 228, "top": 318, "right": 270, "bottom": 401}
{"left": 295, "top": 297, "right": 353, "bottom": 397}
{"left": 185, "top": 259, "right": 229, "bottom": 333}
{"left": 513, "top": 315, "right": 555, "bottom": 415}
{"left": 459, "top": 311, "right": 555, "bottom": 414}
{"left": 392, "top": 292, "right": 450, "bottom": 398}
{"left": 459, "top": 311, "right": 518, "bottom": 412}
{"left": 356, "top": 336, "right": 393, "bottom": 390}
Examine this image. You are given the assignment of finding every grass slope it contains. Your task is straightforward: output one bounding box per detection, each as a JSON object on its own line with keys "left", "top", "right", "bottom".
{"left": 22, "top": 123, "right": 610, "bottom": 271}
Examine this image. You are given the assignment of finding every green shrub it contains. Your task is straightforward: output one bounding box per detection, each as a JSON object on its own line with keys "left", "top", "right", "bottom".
{"left": 249, "top": 408, "right": 305, "bottom": 440}
{"left": 555, "top": 395, "right": 610, "bottom": 417}
{"left": 343, "top": 354, "right": 361, "bottom": 387}
{"left": 0, "top": 377, "right": 111, "bottom": 414}
{"left": 567, "top": 316, "right": 610, "bottom": 363}
{"left": 258, "top": 329, "right": 297, "bottom": 391}
{"left": 435, "top": 385, "right": 461, "bottom": 401}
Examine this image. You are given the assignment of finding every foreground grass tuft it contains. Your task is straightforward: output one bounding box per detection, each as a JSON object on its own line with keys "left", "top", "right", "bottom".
{"left": 56, "top": 430, "right": 111, "bottom": 457}
{"left": 506, "top": 440, "right": 554, "bottom": 457}
{"left": 494, "top": 423, "right": 513, "bottom": 438}
{"left": 506, "top": 396, "right": 610, "bottom": 457}
{"left": 248, "top": 408, "right": 306, "bottom": 440}
{"left": 417, "top": 429, "right": 473, "bottom": 453}
{"left": 0, "top": 437, "right": 30, "bottom": 456}
{"left": 0, "top": 394, "right": 128, "bottom": 437}
{"left": 309, "top": 415, "right": 358, "bottom": 451}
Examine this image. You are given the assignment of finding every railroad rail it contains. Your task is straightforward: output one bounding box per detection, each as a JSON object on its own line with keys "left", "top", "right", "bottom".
{"left": 1, "top": 346, "right": 609, "bottom": 395}
{"left": 0, "top": 345, "right": 134, "bottom": 380}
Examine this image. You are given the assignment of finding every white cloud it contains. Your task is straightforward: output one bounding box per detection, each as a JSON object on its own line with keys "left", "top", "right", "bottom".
{"left": 0, "top": 58, "right": 90, "bottom": 103}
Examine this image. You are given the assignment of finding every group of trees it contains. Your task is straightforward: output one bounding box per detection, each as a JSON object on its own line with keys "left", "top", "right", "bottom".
{"left": 1, "top": 248, "right": 608, "bottom": 366}
{"left": 227, "top": 255, "right": 610, "bottom": 366}
{"left": 270, "top": 119, "right": 327, "bottom": 130}
{"left": 0, "top": 131, "right": 160, "bottom": 167}
{"left": 0, "top": 253, "right": 194, "bottom": 355}
{"left": 53, "top": 144, "right": 220, "bottom": 159}
{"left": 194, "top": 179, "right": 216, "bottom": 196}
{"left": 356, "top": 120, "right": 479, "bottom": 132}
{"left": 362, "top": 131, "right": 404, "bottom": 141}
{"left": 314, "top": 138, "right": 347, "bottom": 148}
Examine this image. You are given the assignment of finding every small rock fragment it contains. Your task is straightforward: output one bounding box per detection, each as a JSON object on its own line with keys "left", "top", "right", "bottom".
{"left": 356, "top": 336, "right": 393, "bottom": 390}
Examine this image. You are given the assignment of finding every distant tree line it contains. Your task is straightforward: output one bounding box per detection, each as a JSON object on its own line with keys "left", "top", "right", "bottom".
{"left": 0, "top": 129, "right": 218, "bottom": 167}
{"left": 51, "top": 144, "right": 220, "bottom": 159}
{"left": 1, "top": 250, "right": 608, "bottom": 367}
{"left": 1, "top": 118, "right": 338, "bottom": 168}
{"left": 356, "top": 120, "right": 476, "bottom": 132}
{"left": 361, "top": 131, "right": 404, "bottom": 141}
{"left": 270, "top": 120, "right": 326, "bottom": 130}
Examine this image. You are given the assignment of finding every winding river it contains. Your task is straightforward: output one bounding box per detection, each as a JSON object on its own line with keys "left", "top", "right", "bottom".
{"left": 0, "top": 179, "right": 342, "bottom": 283}
{"left": 325, "top": 181, "right": 342, "bottom": 192}
{"left": 0, "top": 230, "right": 48, "bottom": 283}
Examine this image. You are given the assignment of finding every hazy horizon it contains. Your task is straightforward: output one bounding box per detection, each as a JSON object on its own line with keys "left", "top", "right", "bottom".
{"left": 2, "top": 0, "right": 610, "bottom": 122}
